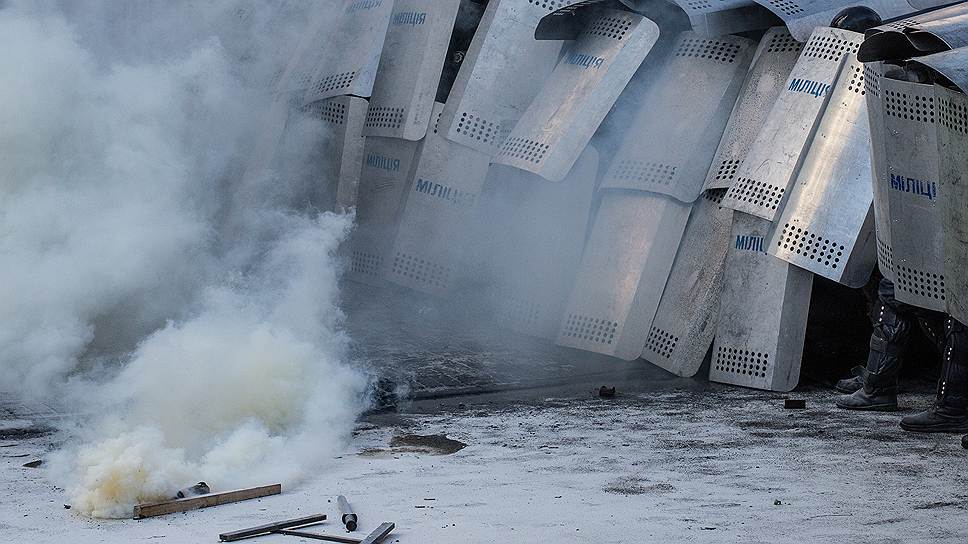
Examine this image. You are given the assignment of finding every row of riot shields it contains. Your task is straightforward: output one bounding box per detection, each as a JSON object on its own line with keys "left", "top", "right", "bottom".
{"left": 267, "top": 0, "right": 968, "bottom": 392}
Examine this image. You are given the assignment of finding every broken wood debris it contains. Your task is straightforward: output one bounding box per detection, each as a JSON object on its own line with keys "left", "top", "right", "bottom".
{"left": 219, "top": 513, "right": 327, "bottom": 542}
{"left": 133, "top": 483, "right": 281, "bottom": 519}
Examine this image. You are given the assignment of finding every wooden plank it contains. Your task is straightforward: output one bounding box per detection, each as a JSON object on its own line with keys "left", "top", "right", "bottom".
{"left": 360, "top": 523, "right": 395, "bottom": 544}
{"left": 133, "top": 484, "right": 281, "bottom": 519}
{"left": 219, "top": 513, "right": 327, "bottom": 542}
{"left": 274, "top": 529, "right": 360, "bottom": 543}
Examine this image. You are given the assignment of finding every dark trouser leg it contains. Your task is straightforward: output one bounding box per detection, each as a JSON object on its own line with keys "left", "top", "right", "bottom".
{"left": 901, "top": 317, "right": 968, "bottom": 433}
{"left": 836, "top": 279, "right": 911, "bottom": 410}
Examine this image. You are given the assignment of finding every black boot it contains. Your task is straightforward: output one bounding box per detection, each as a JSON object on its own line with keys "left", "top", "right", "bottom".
{"left": 836, "top": 298, "right": 910, "bottom": 411}
{"left": 835, "top": 365, "right": 866, "bottom": 393}
{"left": 901, "top": 318, "right": 968, "bottom": 433}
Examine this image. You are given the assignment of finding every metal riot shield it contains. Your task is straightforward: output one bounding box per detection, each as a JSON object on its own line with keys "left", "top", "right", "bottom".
{"left": 601, "top": 32, "right": 757, "bottom": 203}
{"left": 347, "top": 136, "right": 421, "bottom": 286}
{"left": 468, "top": 147, "right": 599, "bottom": 339}
{"left": 767, "top": 54, "right": 876, "bottom": 287}
{"left": 703, "top": 27, "right": 804, "bottom": 192}
{"left": 437, "top": 0, "right": 564, "bottom": 156}
{"left": 722, "top": 27, "right": 864, "bottom": 221}
{"left": 938, "top": 83, "right": 968, "bottom": 324}
{"left": 303, "top": 0, "right": 394, "bottom": 103}
{"left": 882, "top": 74, "right": 946, "bottom": 311}
{"left": 363, "top": 0, "right": 461, "bottom": 141}
{"left": 751, "top": 0, "right": 927, "bottom": 42}
{"left": 384, "top": 104, "right": 491, "bottom": 295}
{"left": 556, "top": 192, "right": 692, "bottom": 360}
{"left": 642, "top": 190, "right": 734, "bottom": 376}
{"left": 866, "top": 61, "right": 896, "bottom": 282}
{"left": 909, "top": 46, "right": 968, "bottom": 92}
{"left": 303, "top": 97, "right": 368, "bottom": 210}
{"left": 492, "top": 9, "right": 659, "bottom": 181}
{"left": 710, "top": 211, "right": 814, "bottom": 392}
{"left": 859, "top": 2, "right": 968, "bottom": 62}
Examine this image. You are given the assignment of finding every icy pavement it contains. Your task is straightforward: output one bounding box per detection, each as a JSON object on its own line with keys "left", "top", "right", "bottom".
{"left": 2, "top": 382, "right": 966, "bottom": 543}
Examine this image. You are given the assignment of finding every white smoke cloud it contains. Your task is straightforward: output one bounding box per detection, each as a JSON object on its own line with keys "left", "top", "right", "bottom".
{"left": 0, "top": 0, "right": 367, "bottom": 517}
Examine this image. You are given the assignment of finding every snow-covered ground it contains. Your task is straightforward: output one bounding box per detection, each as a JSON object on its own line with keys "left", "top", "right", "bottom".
{"left": 2, "top": 384, "right": 965, "bottom": 543}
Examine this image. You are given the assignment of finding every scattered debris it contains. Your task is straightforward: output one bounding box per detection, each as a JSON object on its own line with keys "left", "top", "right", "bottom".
{"left": 22, "top": 459, "right": 43, "bottom": 468}
{"left": 599, "top": 386, "right": 616, "bottom": 398}
{"left": 774, "top": 500, "right": 782, "bottom": 506}
{"left": 338, "top": 495, "right": 358, "bottom": 532}
{"left": 134, "top": 483, "right": 281, "bottom": 519}
{"left": 0, "top": 426, "right": 54, "bottom": 440}
{"left": 219, "top": 513, "right": 327, "bottom": 541}
{"left": 275, "top": 522, "right": 395, "bottom": 544}
{"left": 389, "top": 433, "right": 466, "bottom": 455}
{"left": 784, "top": 399, "right": 806, "bottom": 409}
{"left": 63, "top": 504, "right": 71, "bottom": 509}
{"left": 175, "top": 481, "right": 210, "bottom": 499}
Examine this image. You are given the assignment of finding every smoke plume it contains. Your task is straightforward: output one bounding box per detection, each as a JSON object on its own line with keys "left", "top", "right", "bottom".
{"left": 0, "top": 0, "right": 366, "bottom": 517}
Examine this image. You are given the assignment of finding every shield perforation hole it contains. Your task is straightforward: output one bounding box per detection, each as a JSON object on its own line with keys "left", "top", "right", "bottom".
{"left": 313, "top": 70, "right": 358, "bottom": 94}
{"left": 846, "top": 64, "right": 865, "bottom": 95}
{"left": 498, "top": 137, "right": 550, "bottom": 164}
{"left": 802, "top": 33, "right": 859, "bottom": 61}
{"left": 290, "top": 68, "right": 314, "bottom": 90}
{"left": 778, "top": 223, "right": 845, "bottom": 269}
{"left": 877, "top": 237, "right": 894, "bottom": 275}
{"left": 884, "top": 89, "right": 935, "bottom": 124}
{"left": 765, "top": 0, "right": 803, "bottom": 16}
{"left": 886, "top": 18, "right": 918, "bottom": 31}
{"left": 562, "top": 315, "right": 617, "bottom": 345}
{"left": 863, "top": 65, "right": 880, "bottom": 97}
{"left": 715, "top": 158, "right": 741, "bottom": 181}
{"left": 500, "top": 296, "right": 543, "bottom": 328}
{"left": 611, "top": 160, "right": 677, "bottom": 186}
{"left": 364, "top": 106, "right": 405, "bottom": 129}
{"left": 301, "top": 100, "right": 347, "bottom": 125}
{"left": 895, "top": 265, "right": 945, "bottom": 301}
{"left": 455, "top": 111, "right": 499, "bottom": 146}
{"left": 527, "top": 0, "right": 571, "bottom": 12}
{"left": 684, "top": 0, "right": 712, "bottom": 12}
{"left": 579, "top": 15, "right": 634, "bottom": 40}
{"left": 714, "top": 346, "right": 769, "bottom": 378}
{"left": 390, "top": 252, "right": 451, "bottom": 290}
{"left": 704, "top": 188, "right": 727, "bottom": 205}
{"left": 645, "top": 326, "right": 679, "bottom": 359}
{"left": 725, "top": 177, "right": 785, "bottom": 211}
{"left": 939, "top": 96, "right": 968, "bottom": 135}
{"left": 674, "top": 37, "right": 741, "bottom": 63}
{"left": 351, "top": 250, "right": 383, "bottom": 277}
{"left": 432, "top": 110, "right": 444, "bottom": 134}
{"left": 765, "top": 31, "right": 802, "bottom": 53}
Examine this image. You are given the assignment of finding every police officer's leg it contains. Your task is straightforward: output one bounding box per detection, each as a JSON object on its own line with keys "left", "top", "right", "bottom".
{"left": 836, "top": 278, "right": 911, "bottom": 411}
{"left": 900, "top": 317, "right": 968, "bottom": 433}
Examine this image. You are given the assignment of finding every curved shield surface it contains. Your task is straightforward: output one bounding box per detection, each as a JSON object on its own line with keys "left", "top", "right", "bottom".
{"left": 437, "top": 0, "right": 565, "bottom": 156}
{"left": 493, "top": 9, "right": 659, "bottom": 181}
{"left": 468, "top": 148, "right": 600, "bottom": 339}
{"left": 866, "top": 62, "right": 896, "bottom": 281}
{"left": 304, "top": 96, "right": 368, "bottom": 210}
{"left": 348, "top": 136, "right": 421, "bottom": 286}
{"left": 882, "top": 76, "right": 946, "bottom": 311}
{"left": 859, "top": 4, "right": 968, "bottom": 61}
{"left": 363, "top": 0, "right": 461, "bottom": 141}
{"left": 752, "top": 0, "right": 925, "bottom": 42}
{"left": 938, "top": 85, "right": 968, "bottom": 323}
{"left": 304, "top": 0, "right": 394, "bottom": 103}
{"left": 910, "top": 46, "right": 968, "bottom": 94}
{"left": 704, "top": 27, "right": 804, "bottom": 191}
{"left": 768, "top": 55, "right": 876, "bottom": 287}
{"left": 642, "top": 190, "right": 734, "bottom": 376}
{"left": 385, "top": 105, "right": 492, "bottom": 295}
{"left": 556, "top": 193, "right": 691, "bottom": 360}
{"left": 601, "top": 32, "right": 756, "bottom": 203}
{"left": 711, "top": 212, "right": 814, "bottom": 392}
{"left": 722, "top": 27, "right": 863, "bottom": 221}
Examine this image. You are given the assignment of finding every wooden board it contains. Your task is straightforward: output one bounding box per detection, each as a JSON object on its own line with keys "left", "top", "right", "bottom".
{"left": 133, "top": 484, "right": 281, "bottom": 519}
